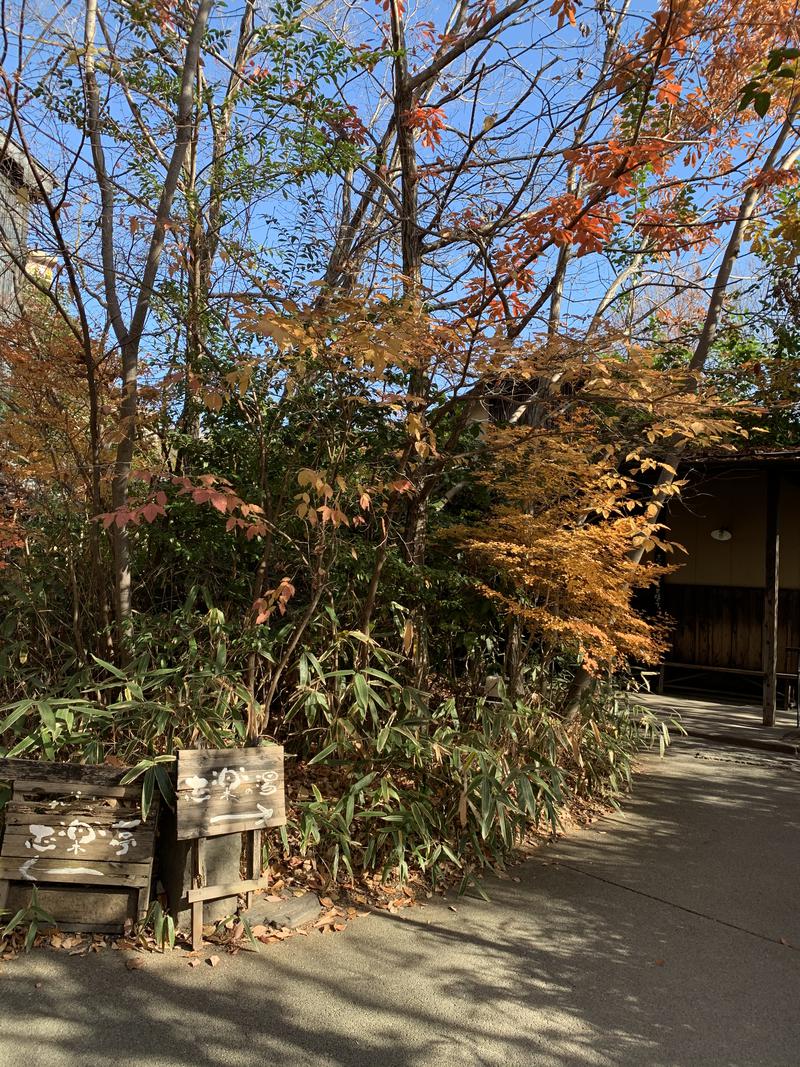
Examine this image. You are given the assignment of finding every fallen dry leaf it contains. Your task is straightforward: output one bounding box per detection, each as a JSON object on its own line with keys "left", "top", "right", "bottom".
{"left": 125, "top": 956, "right": 146, "bottom": 971}
{"left": 250, "top": 925, "right": 268, "bottom": 938}
{"left": 187, "top": 959, "right": 202, "bottom": 968}
{"left": 207, "top": 955, "right": 221, "bottom": 967}
{"left": 333, "top": 923, "right": 346, "bottom": 932}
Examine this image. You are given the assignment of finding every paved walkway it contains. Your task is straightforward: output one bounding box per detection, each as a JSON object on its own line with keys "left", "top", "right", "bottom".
{"left": 2, "top": 739, "right": 800, "bottom": 1066}
{"left": 640, "top": 692, "right": 800, "bottom": 754}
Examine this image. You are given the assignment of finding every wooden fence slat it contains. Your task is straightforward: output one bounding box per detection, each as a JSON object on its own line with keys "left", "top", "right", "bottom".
{"left": 0, "top": 859, "right": 151, "bottom": 887}
{"left": 0, "top": 758, "right": 136, "bottom": 787}
{"left": 4, "top": 884, "right": 138, "bottom": 934}
{"left": 176, "top": 747, "right": 283, "bottom": 780}
{"left": 11, "top": 781, "right": 137, "bottom": 800}
{"left": 5, "top": 808, "right": 153, "bottom": 830}
{"left": 187, "top": 875, "right": 270, "bottom": 903}
{"left": 1, "top": 832, "right": 154, "bottom": 863}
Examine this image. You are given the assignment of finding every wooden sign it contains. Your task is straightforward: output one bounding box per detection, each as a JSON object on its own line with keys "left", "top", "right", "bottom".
{"left": 176, "top": 746, "right": 285, "bottom": 841}
{"left": 174, "top": 747, "right": 286, "bottom": 949}
{"left": 0, "top": 758, "right": 157, "bottom": 933}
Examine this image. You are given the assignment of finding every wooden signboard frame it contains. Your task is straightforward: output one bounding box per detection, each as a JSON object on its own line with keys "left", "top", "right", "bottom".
{"left": 175, "top": 746, "right": 286, "bottom": 949}
{"left": 0, "top": 758, "right": 158, "bottom": 933}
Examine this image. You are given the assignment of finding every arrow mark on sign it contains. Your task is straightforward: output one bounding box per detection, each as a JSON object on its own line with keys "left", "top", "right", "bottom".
{"left": 19, "top": 858, "right": 38, "bottom": 881}
{"left": 18, "top": 857, "right": 107, "bottom": 880}
{"left": 209, "top": 803, "right": 274, "bottom": 827}
{"left": 47, "top": 866, "right": 105, "bottom": 877}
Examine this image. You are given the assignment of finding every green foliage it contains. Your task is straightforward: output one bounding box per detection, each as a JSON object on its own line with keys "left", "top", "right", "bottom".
{"left": 0, "top": 0, "right": 707, "bottom": 891}
{"left": 739, "top": 48, "right": 800, "bottom": 117}
{"left": 1, "top": 887, "right": 56, "bottom": 953}
{"left": 283, "top": 644, "right": 667, "bottom": 884}
{"left": 140, "top": 900, "right": 176, "bottom": 951}
{"left": 0, "top": 298, "right": 690, "bottom": 884}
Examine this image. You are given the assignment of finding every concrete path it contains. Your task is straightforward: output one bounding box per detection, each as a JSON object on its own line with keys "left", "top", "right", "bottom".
{"left": 2, "top": 740, "right": 799, "bottom": 1066}
{"left": 640, "top": 692, "right": 800, "bottom": 755}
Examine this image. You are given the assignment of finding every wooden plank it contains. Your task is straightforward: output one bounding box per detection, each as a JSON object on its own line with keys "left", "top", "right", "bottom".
{"left": 2, "top": 795, "right": 154, "bottom": 872}
{"left": 696, "top": 587, "right": 711, "bottom": 670}
{"left": 12, "top": 781, "right": 136, "bottom": 800}
{"left": 246, "top": 829, "right": 262, "bottom": 908}
{"left": 41, "top": 921, "right": 127, "bottom": 935}
{"left": 662, "top": 661, "right": 796, "bottom": 678}
{"left": 177, "top": 805, "right": 286, "bottom": 841}
{"left": 763, "top": 471, "right": 781, "bottom": 726}
{"left": 733, "top": 588, "right": 746, "bottom": 670}
{"left": 176, "top": 746, "right": 286, "bottom": 840}
{"left": 748, "top": 587, "right": 764, "bottom": 672}
{"left": 191, "top": 838, "right": 204, "bottom": 951}
{"left": 720, "top": 587, "right": 732, "bottom": 668}
{"left": 6, "top": 797, "right": 148, "bottom": 816}
{"left": 136, "top": 884, "right": 150, "bottom": 922}
{"left": 691, "top": 585, "right": 701, "bottom": 666}
{"left": 0, "top": 857, "right": 150, "bottom": 887}
{"left": 176, "top": 794, "right": 285, "bottom": 841}
{"left": 784, "top": 591, "right": 800, "bottom": 662}
{"left": 187, "top": 876, "right": 270, "bottom": 904}
{"left": 5, "top": 883, "right": 136, "bottom": 932}
{"left": 0, "top": 758, "right": 137, "bottom": 788}
{"left": 5, "top": 807, "right": 153, "bottom": 831}
{"left": 1, "top": 830, "right": 154, "bottom": 863}
{"left": 177, "top": 746, "right": 283, "bottom": 780}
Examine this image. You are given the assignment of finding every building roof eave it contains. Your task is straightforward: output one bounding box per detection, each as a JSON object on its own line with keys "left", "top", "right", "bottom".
{"left": 0, "top": 136, "right": 57, "bottom": 197}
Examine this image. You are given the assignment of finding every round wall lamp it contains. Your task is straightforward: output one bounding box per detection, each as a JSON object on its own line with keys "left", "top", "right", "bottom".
{"left": 710, "top": 528, "right": 733, "bottom": 542}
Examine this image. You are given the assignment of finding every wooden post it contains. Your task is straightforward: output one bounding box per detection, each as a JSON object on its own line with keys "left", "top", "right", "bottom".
{"left": 763, "top": 470, "right": 781, "bottom": 727}
{"left": 191, "top": 838, "right": 205, "bottom": 951}
{"left": 246, "top": 829, "right": 262, "bottom": 910}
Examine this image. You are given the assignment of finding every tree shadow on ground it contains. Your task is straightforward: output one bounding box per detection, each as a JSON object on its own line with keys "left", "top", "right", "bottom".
{"left": 3, "top": 744, "right": 799, "bottom": 1067}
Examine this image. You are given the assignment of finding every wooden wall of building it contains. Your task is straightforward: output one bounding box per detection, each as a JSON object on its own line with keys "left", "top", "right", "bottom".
{"left": 661, "top": 584, "right": 800, "bottom": 672}
{"left": 658, "top": 466, "right": 800, "bottom": 674}
{"left": 663, "top": 469, "right": 800, "bottom": 590}
{"left": 0, "top": 170, "right": 29, "bottom": 317}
